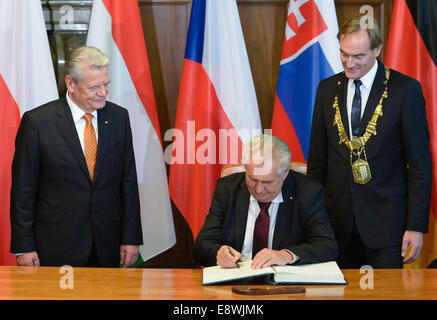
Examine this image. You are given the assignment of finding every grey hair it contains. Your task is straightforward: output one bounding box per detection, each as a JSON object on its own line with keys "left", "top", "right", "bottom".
{"left": 242, "top": 135, "right": 291, "bottom": 176}
{"left": 65, "top": 46, "right": 110, "bottom": 83}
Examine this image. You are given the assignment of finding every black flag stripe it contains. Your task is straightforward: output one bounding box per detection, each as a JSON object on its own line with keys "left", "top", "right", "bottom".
{"left": 406, "top": 0, "right": 437, "bottom": 67}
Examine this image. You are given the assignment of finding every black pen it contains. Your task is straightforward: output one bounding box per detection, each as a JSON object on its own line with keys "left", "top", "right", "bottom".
{"left": 227, "top": 246, "right": 240, "bottom": 268}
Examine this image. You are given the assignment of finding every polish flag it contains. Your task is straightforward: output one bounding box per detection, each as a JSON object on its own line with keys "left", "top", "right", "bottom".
{"left": 0, "top": 0, "right": 59, "bottom": 265}
{"left": 87, "top": 0, "right": 176, "bottom": 263}
{"left": 169, "top": 0, "right": 262, "bottom": 240}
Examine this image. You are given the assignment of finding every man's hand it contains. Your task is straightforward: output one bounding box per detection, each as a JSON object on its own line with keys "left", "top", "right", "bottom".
{"left": 251, "top": 249, "right": 294, "bottom": 270}
{"left": 402, "top": 230, "right": 423, "bottom": 264}
{"left": 120, "top": 245, "right": 139, "bottom": 268}
{"left": 16, "top": 251, "right": 40, "bottom": 266}
{"left": 216, "top": 246, "right": 241, "bottom": 268}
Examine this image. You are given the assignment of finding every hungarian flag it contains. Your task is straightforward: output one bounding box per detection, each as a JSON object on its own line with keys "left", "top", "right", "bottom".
{"left": 271, "top": 0, "right": 342, "bottom": 163}
{"left": 169, "top": 0, "right": 262, "bottom": 240}
{"left": 87, "top": 0, "right": 176, "bottom": 263}
{"left": 385, "top": 0, "right": 437, "bottom": 268}
{"left": 0, "top": 0, "right": 59, "bottom": 265}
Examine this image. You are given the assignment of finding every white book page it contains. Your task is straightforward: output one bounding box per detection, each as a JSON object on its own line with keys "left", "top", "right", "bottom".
{"left": 202, "top": 260, "right": 274, "bottom": 285}
{"left": 273, "top": 261, "right": 346, "bottom": 284}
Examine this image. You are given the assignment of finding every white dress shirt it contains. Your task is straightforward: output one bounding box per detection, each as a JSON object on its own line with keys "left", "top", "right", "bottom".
{"left": 346, "top": 60, "right": 378, "bottom": 138}
{"left": 66, "top": 91, "right": 98, "bottom": 153}
{"left": 239, "top": 192, "right": 298, "bottom": 263}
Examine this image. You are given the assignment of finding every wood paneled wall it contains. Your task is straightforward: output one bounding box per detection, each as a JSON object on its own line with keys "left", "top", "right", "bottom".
{"left": 335, "top": 0, "right": 393, "bottom": 58}
{"left": 136, "top": 0, "right": 394, "bottom": 268}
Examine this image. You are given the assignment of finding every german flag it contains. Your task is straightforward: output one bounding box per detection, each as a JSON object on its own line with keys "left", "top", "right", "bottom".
{"left": 385, "top": 0, "right": 437, "bottom": 268}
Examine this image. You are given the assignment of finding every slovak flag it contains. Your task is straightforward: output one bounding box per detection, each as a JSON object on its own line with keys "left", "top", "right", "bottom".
{"left": 271, "top": 0, "right": 342, "bottom": 163}
{"left": 169, "top": 0, "right": 262, "bottom": 240}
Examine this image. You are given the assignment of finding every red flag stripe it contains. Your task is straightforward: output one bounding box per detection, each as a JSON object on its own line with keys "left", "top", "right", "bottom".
{"left": 169, "top": 59, "right": 242, "bottom": 239}
{"left": 385, "top": 0, "right": 437, "bottom": 220}
{"left": 101, "top": 0, "right": 161, "bottom": 140}
{"left": 271, "top": 95, "right": 306, "bottom": 164}
{"left": 0, "top": 73, "right": 20, "bottom": 266}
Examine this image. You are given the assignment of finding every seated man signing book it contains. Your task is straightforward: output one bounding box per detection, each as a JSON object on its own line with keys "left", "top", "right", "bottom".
{"left": 193, "top": 135, "right": 338, "bottom": 269}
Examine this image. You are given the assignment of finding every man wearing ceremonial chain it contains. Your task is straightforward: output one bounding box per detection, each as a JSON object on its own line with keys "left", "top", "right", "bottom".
{"left": 307, "top": 15, "right": 431, "bottom": 268}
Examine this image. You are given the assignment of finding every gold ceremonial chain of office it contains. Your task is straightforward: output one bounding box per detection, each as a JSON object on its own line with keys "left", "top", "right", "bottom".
{"left": 332, "top": 66, "right": 390, "bottom": 184}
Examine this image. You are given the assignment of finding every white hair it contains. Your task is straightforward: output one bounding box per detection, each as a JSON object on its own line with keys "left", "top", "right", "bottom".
{"left": 242, "top": 135, "right": 291, "bottom": 176}
{"left": 65, "top": 46, "right": 110, "bottom": 83}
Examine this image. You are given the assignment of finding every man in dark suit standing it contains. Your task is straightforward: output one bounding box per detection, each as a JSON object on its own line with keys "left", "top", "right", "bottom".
{"left": 193, "top": 135, "right": 338, "bottom": 268}
{"left": 10, "top": 46, "right": 143, "bottom": 267}
{"left": 307, "top": 16, "right": 431, "bottom": 268}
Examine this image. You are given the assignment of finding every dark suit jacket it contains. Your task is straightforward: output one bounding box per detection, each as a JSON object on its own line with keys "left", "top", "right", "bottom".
{"left": 10, "top": 95, "right": 143, "bottom": 267}
{"left": 192, "top": 171, "right": 338, "bottom": 267}
{"left": 307, "top": 60, "right": 431, "bottom": 249}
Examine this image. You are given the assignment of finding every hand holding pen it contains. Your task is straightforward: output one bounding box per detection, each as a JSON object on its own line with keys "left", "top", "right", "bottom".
{"left": 216, "top": 245, "right": 241, "bottom": 268}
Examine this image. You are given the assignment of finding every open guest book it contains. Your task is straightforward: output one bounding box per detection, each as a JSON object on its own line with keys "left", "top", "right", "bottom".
{"left": 202, "top": 260, "right": 347, "bottom": 285}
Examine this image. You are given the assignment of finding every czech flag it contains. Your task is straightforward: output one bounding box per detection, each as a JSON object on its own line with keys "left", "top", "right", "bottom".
{"left": 169, "top": 0, "right": 262, "bottom": 240}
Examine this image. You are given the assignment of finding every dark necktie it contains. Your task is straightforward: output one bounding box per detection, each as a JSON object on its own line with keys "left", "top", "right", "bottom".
{"left": 351, "top": 79, "right": 362, "bottom": 137}
{"left": 252, "top": 201, "right": 271, "bottom": 258}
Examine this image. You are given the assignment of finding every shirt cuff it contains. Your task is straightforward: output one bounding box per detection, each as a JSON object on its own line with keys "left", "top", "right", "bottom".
{"left": 282, "top": 249, "right": 299, "bottom": 264}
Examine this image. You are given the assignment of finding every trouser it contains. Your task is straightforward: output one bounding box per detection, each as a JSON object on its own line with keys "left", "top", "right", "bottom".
{"left": 337, "top": 221, "right": 403, "bottom": 269}
{"left": 86, "top": 239, "right": 101, "bottom": 267}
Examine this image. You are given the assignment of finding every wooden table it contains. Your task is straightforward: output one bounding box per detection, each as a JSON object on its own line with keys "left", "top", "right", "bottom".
{"left": 0, "top": 266, "right": 437, "bottom": 300}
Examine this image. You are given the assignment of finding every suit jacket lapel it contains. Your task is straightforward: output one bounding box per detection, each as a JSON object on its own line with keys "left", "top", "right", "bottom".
{"left": 333, "top": 73, "right": 351, "bottom": 161}
{"left": 55, "top": 96, "right": 90, "bottom": 180}
{"left": 235, "top": 179, "right": 250, "bottom": 251}
{"left": 272, "top": 174, "right": 295, "bottom": 249}
{"left": 359, "top": 60, "right": 386, "bottom": 136}
{"left": 93, "top": 105, "right": 111, "bottom": 182}
{"left": 337, "top": 73, "right": 351, "bottom": 139}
